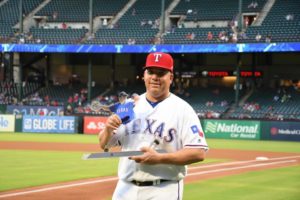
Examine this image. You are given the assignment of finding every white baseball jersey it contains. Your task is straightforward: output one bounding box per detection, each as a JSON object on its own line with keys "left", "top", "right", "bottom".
{"left": 107, "top": 93, "right": 208, "bottom": 182}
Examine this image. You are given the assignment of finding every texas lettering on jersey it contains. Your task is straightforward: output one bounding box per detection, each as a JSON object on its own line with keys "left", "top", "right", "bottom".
{"left": 124, "top": 118, "right": 175, "bottom": 143}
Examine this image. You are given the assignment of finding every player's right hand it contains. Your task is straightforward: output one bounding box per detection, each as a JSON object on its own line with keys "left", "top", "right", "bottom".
{"left": 129, "top": 147, "right": 161, "bottom": 165}
{"left": 105, "top": 114, "right": 122, "bottom": 132}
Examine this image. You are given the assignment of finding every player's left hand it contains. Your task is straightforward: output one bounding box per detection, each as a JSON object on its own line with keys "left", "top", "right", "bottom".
{"left": 128, "top": 147, "right": 161, "bottom": 165}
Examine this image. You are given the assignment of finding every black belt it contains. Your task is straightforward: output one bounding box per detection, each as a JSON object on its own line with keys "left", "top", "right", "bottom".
{"left": 131, "top": 179, "right": 170, "bottom": 186}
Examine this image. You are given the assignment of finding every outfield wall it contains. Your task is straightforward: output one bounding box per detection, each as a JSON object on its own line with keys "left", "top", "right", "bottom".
{"left": 1, "top": 114, "right": 300, "bottom": 141}
{"left": 0, "top": 114, "right": 77, "bottom": 134}
{"left": 201, "top": 119, "right": 300, "bottom": 141}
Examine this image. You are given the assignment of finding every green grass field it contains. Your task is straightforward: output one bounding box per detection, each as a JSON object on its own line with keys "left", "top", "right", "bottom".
{"left": 0, "top": 132, "right": 299, "bottom": 200}
{"left": 185, "top": 165, "right": 300, "bottom": 200}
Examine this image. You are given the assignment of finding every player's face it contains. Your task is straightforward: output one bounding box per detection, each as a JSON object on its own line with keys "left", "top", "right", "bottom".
{"left": 144, "top": 68, "right": 173, "bottom": 101}
{"left": 118, "top": 96, "right": 127, "bottom": 103}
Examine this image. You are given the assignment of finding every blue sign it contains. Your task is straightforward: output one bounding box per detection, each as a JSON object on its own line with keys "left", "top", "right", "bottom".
{"left": 1, "top": 42, "right": 300, "bottom": 53}
{"left": 22, "top": 116, "right": 76, "bottom": 133}
{"left": 268, "top": 121, "right": 300, "bottom": 141}
{"left": 7, "top": 105, "right": 64, "bottom": 116}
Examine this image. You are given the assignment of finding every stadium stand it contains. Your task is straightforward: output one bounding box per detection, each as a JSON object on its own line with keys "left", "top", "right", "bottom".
{"left": 240, "top": 0, "right": 300, "bottom": 43}
{"left": 228, "top": 86, "right": 300, "bottom": 121}
{"left": 1, "top": 0, "right": 299, "bottom": 44}
{"left": 0, "top": 0, "right": 299, "bottom": 120}
{"left": 35, "top": 0, "right": 90, "bottom": 22}
{"left": 28, "top": 27, "right": 88, "bottom": 44}
{"left": 182, "top": 87, "right": 236, "bottom": 119}
{"left": 172, "top": 0, "right": 238, "bottom": 21}
{"left": 87, "top": 0, "right": 173, "bottom": 44}
{"left": 0, "top": 80, "right": 41, "bottom": 104}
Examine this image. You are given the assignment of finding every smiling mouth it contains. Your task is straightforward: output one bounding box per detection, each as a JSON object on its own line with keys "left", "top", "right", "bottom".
{"left": 150, "top": 83, "right": 160, "bottom": 87}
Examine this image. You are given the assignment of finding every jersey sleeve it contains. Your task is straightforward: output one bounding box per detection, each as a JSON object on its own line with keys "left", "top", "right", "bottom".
{"left": 109, "top": 103, "right": 119, "bottom": 113}
{"left": 180, "top": 105, "right": 209, "bottom": 150}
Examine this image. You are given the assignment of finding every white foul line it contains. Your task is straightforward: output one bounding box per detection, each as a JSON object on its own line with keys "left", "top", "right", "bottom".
{"left": 187, "top": 159, "right": 297, "bottom": 176}
{"left": 0, "top": 177, "right": 118, "bottom": 199}
{"left": 0, "top": 156, "right": 299, "bottom": 199}
{"left": 189, "top": 155, "right": 300, "bottom": 170}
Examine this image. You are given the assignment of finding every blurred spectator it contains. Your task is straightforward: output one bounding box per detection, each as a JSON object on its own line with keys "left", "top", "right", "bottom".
{"left": 255, "top": 33, "right": 262, "bottom": 41}
{"left": 205, "top": 101, "right": 214, "bottom": 107}
{"left": 171, "top": 25, "right": 176, "bottom": 33}
{"left": 285, "top": 14, "right": 294, "bottom": 21}
{"left": 87, "top": 33, "right": 95, "bottom": 41}
{"left": 277, "top": 114, "right": 284, "bottom": 121}
{"left": 26, "top": 32, "right": 33, "bottom": 41}
{"left": 244, "top": 16, "right": 249, "bottom": 27}
{"left": 127, "top": 38, "right": 136, "bottom": 45}
{"left": 193, "top": 9, "right": 198, "bottom": 15}
{"left": 218, "top": 31, "right": 228, "bottom": 41}
{"left": 148, "top": 20, "right": 153, "bottom": 26}
{"left": 267, "top": 105, "right": 273, "bottom": 112}
{"left": 62, "top": 22, "right": 67, "bottom": 29}
{"left": 186, "top": 9, "right": 193, "bottom": 15}
{"left": 273, "top": 95, "right": 280, "bottom": 101}
{"left": 19, "top": 37, "right": 25, "bottom": 44}
{"left": 221, "top": 100, "right": 228, "bottom": 107}
{"left": 153, "top": 36, "right": 163, "bottom": 44}
{"left": 239, "top": 31, "right": 248, "bottom": 40}
{"left": 51, "top": 100, "right": 59, "bottom": 106}
{"left": 206, "top": 111, "right": 212, "bottom": 118}
{"left": 66, "top": 104, "right": 73, "bottom": 115}
{"left": 281, "top": 94, "right": 288, "bottom": 103}
{"left": 190, "top": 32, "right": 195, "bottom": 40}
{"left": 207, "top": 31, "right": 213, "bottom": 40}
{"left": 140, "top": 19, "right": 147, "bottom": 26}
{"left": 103, "top": 18, "right": 108, "bottom": 26}
{"left": 185, "top": 32, "right": 195, "bottom": 40}
{"left": 248, "top": 1, "right": 258, "bottom": 8}
{"left": 154, "top": 18, "right": 160, "bottom": 29}
{"left": 53, "top": 11, "right": 58, "bottom": 20}
{"left": 44, "top": 95, "right": 50, "bottom": 105}
{"left": 131, "top": 8, "right": 136, "bottom": 16}
{"left": 231, "top": 32, "right": 238, "bottom": 43}
{"left": 265, "top": 34, "right": 272, "bottom": 43}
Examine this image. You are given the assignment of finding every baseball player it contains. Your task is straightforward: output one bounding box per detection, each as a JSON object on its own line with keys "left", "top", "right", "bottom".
{"left": 100, "top": 91, "right": 135, "bottom": 123}
{"left": 101, "top": 91, "right": 129, "bottom": 112}
{"left": 99, "top": 52, "right": 208, "bottom": 200}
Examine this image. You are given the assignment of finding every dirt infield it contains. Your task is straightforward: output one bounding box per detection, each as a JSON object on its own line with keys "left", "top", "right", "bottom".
{"left": 0, "top": 141, "right": 299, "bottom": 200}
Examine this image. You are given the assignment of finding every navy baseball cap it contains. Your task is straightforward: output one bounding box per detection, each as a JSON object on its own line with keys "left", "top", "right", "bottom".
{"left": 118, "top": 91, "right": 128, "bottom": 97}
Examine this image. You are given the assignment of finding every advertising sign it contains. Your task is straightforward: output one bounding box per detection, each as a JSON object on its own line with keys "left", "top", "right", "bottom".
{"left": 84, "top": 116, "right": 107, "bottom": 134}
{"left": 0, "top": 115, "right": 15, "bottom": 132}
{"left": 267, "top": 121, "right": 300, "bottom": 141}
{"left": 203, "top": 119, "right": 261, "bottom": 140}
{"left": 7, "top": 105, "right": 64, "bottom": 116}
{"left": 22, "top": 116, "right": 76, "bottom": 133}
